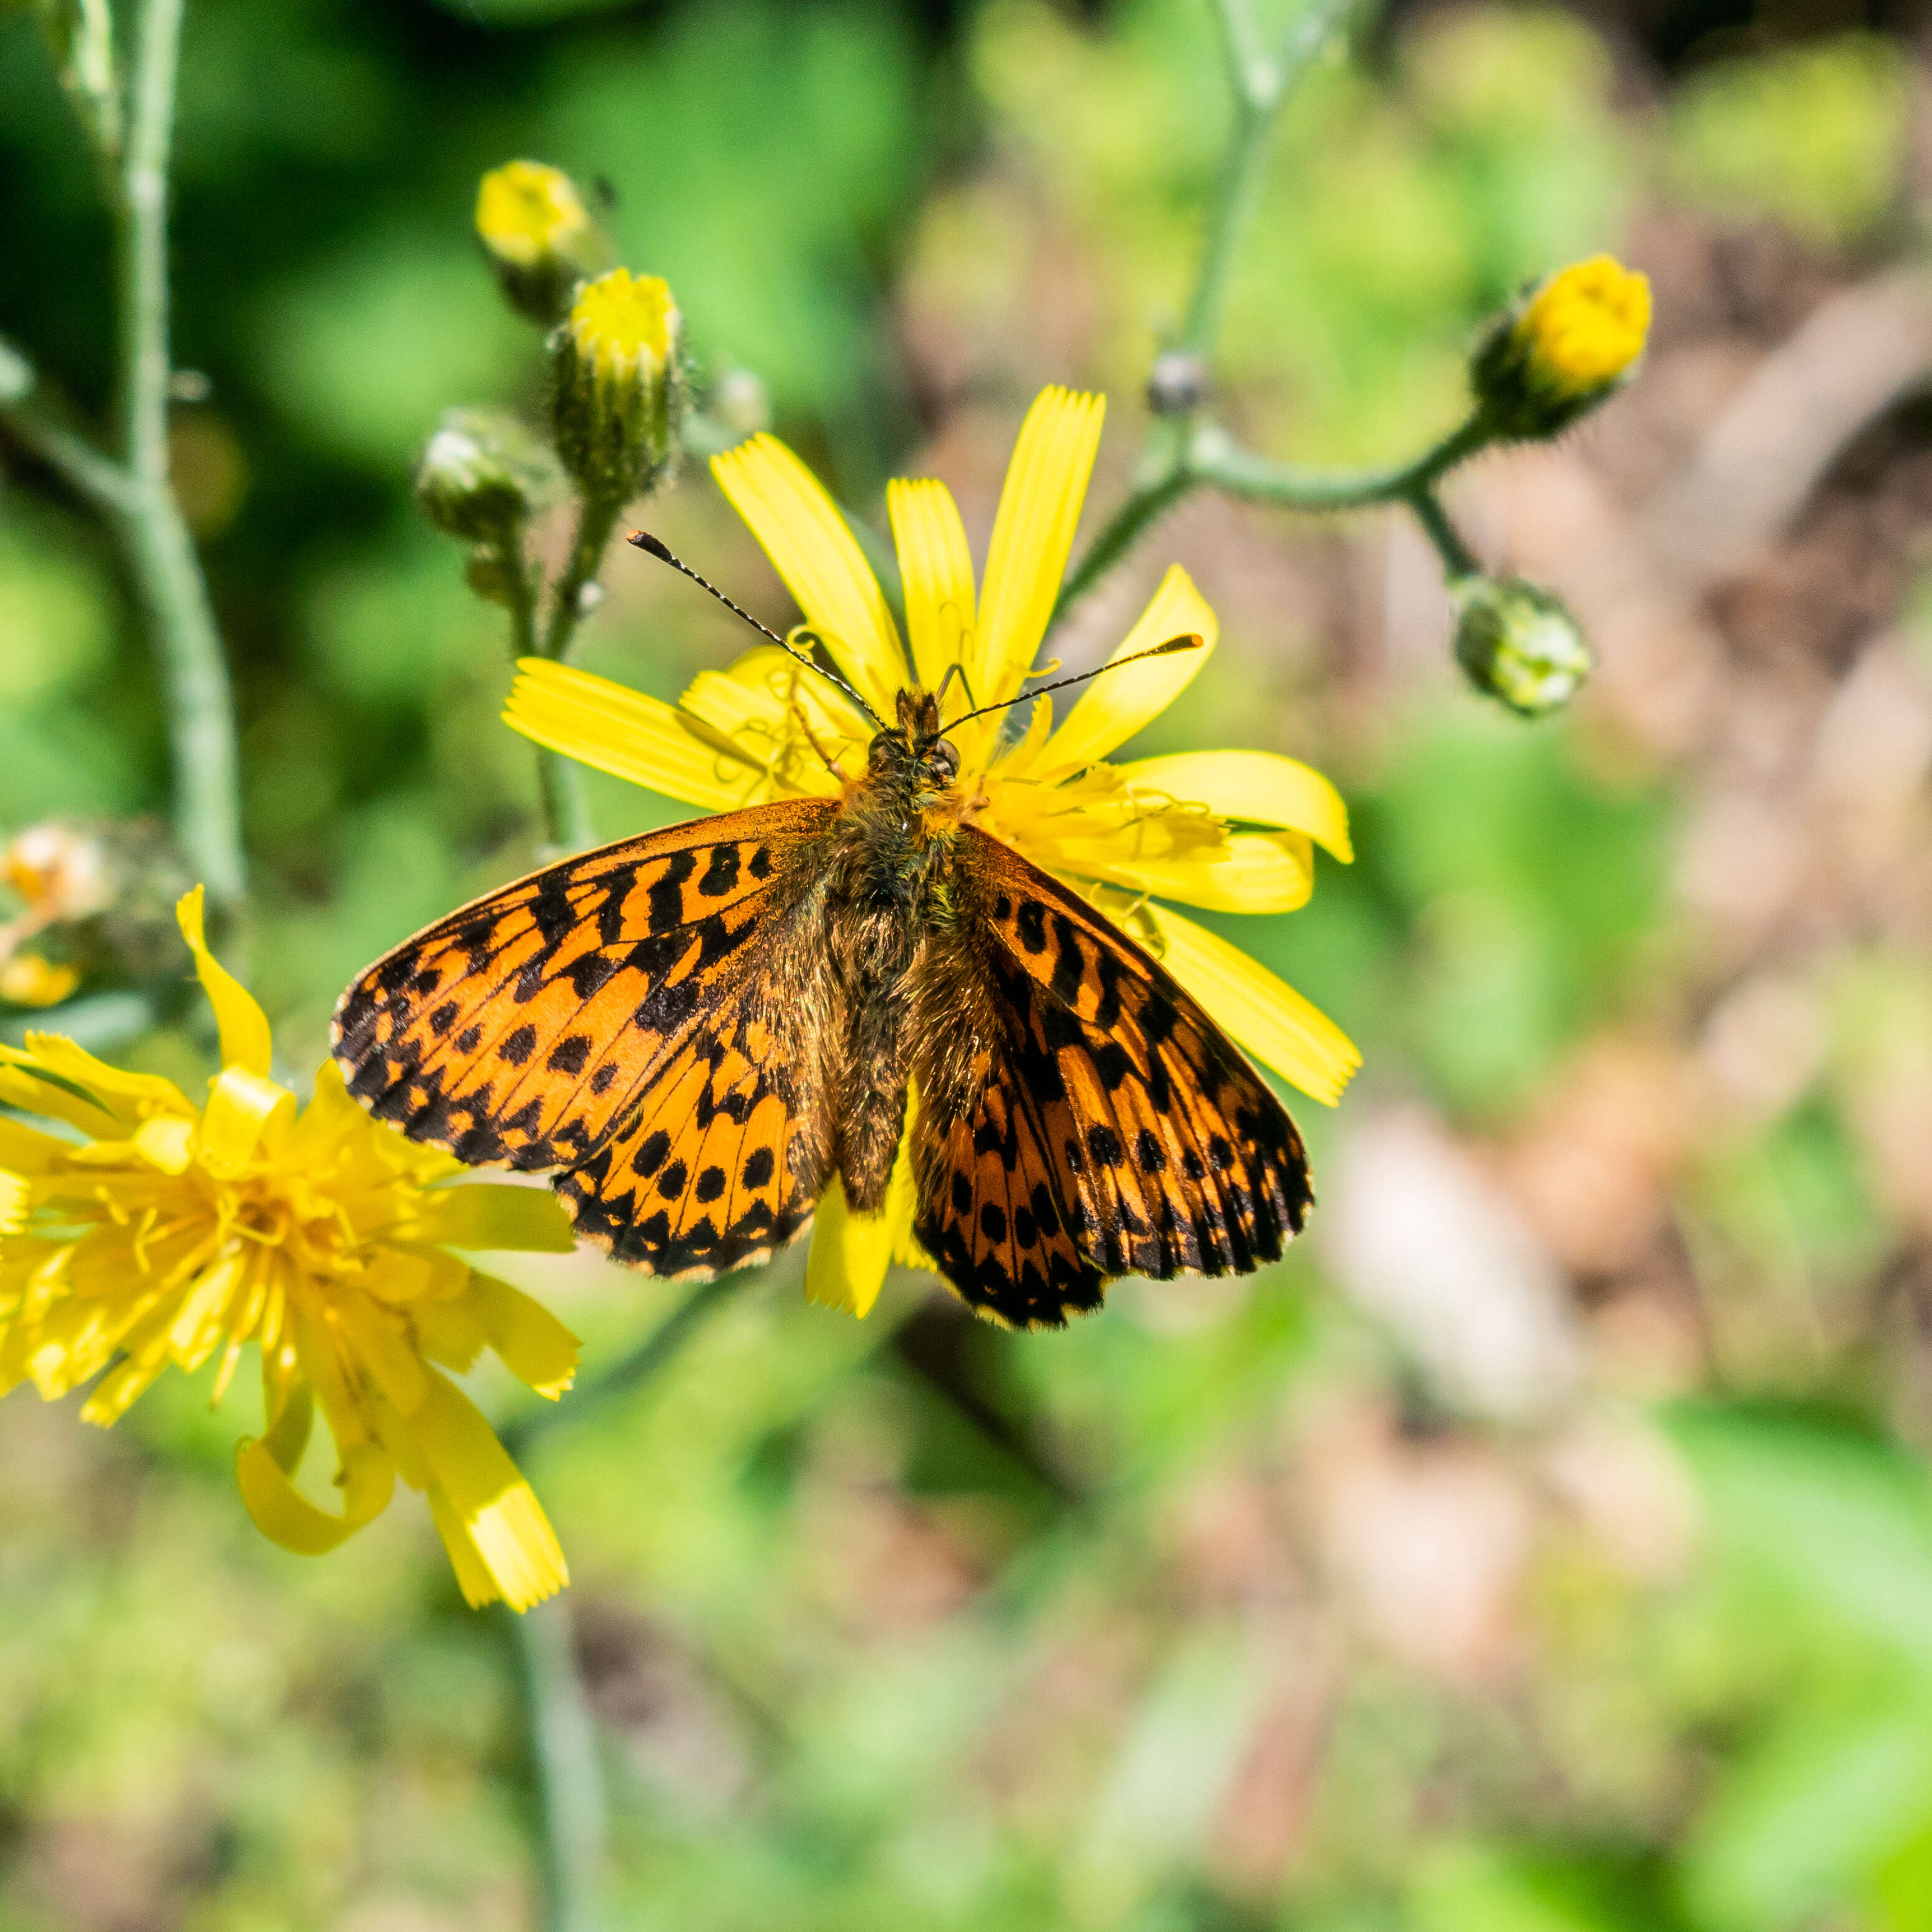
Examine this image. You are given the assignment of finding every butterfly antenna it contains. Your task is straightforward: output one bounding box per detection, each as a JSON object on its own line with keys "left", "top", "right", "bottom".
{"left": 944, "top": 634, "right": 1204, "bottom": 730}
{"left": 625, "top": 530, "right": 884, "bottom": 727}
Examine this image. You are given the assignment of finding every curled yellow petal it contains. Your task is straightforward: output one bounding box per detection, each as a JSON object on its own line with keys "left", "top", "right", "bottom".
{"left": 413, "top": 1369, "right": 568, "bottom": 1611}
{"left": 236, "top": 1436, "right": 396, "bottom": 1556}
{"left": 196, "top": 1064, "right": 296, "bottom": 1176}
{"left": 1146, "top": 904, "right": 1360, "bottom": 1106}
{"left": 1041, "top": 825, "right": 1313, "bottom": 914}
{"left": 1029, "top": 564, "right": 1217, "bottom": 781}
{"left": 888, "top": 478, "right": 977, "bottom": 691}
{"left": 468, "top": 1272, "right": 581, "bottom": 1398}
{"left": 423, "top": 1182, "right": 577, "bottom": 1254}
{"left": 176, "top": 886, "right": 272, "bottom": 1078}
{"left": 712, "top": 434, "right": 906, "bottom": 717}
{"left": 973, "top": 388, "right": 1106, "bottom": 709}
{"left": 1116, "top": 749, "right": 1353, "bottom": 862}
{"left": 505, "top": 659, "right": 766, "bottom": 813}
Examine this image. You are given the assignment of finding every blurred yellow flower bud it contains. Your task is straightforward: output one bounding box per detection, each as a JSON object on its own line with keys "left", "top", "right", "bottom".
{"left": 1471, "top": 254, "right": 1651, "bottom": 439}
{"left": 549, "top": 268, "right": 683, "bottom": 505}
{"left": 1452, "top": 576, "right": 1594, "bottom": 718}
{"left": 0, "top": 952, "right": 79, "bottom": 1007}
{"left": 475, "top": 160, "right": 608, "bottom": 326}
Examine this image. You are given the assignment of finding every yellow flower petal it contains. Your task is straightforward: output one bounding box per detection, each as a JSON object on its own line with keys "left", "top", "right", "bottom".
{"left": 412, "top": 1368, "right": 568, "bottom": 1611}
{"left": 804, "top": 1176, "right": 897, "bottom": 1320}
{"left": 235, "top": 1436, "right": 396, "bottom": 1556}
{"left": 196, "top": 1064, "right": 296, "bottom": 1176}
{"left": 973, "top": 388, "right": 1106, "bottom": 708}
{"left": 467, "top": 1272, "right": 581, "bottom": 1398}
{"left": 887, "top": 478, "right": 977, "bottom": 692}
{"left": 176, "top": 886, "right": 272, "bottom": 1078}
{"left": 133, "top": 1114, "right": 195, "bottom": 1173}
{"left": 505, "top": 659, "right": 765, "bottom": 813}
{"left": 1146, "top": 904, "right": 1360, "bottom": 1105}
{"left": 7, "top": 1035, "right": 191, "bottom": 1121}
{"left": 0, "top": 1170, "right": 27, "bottom": 1236}
{"left": 1028, "top": 564, "right": 1217, "bottom": 781}
{"left": 422, "top": 1183, "right": 577, "bottom": 1254}
{"left": 1053, "top": 829, "right": 1313, "bottom": 913}
{"left": 1115, "top": 750, "right": 1353, "bottom": 862}
{"left": 712, "top": 434, "right": 905, "bottom": 717}
{"left": 679, "top": 644, "right": 872, "bottom": 791}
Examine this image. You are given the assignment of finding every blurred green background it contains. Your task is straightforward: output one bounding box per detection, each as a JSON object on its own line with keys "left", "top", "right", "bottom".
{"left": 9, "top": 0, "right": 1932, "bottom": 1925}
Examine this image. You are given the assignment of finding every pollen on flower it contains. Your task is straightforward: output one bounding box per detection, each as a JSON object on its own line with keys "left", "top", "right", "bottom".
{"left": 1515, "top": 254, "right": 1652, "bottom": 393}
{"left": 0, "top": 887, "right": 584, "bottom": 1612}
{"left": 475, "top": 160, "right": 593, "bottom": 269}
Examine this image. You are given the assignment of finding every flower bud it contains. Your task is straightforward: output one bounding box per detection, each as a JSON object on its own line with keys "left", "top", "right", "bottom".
{"left": 549, "top": 269, "right": 683, "bottom": 505}
{"left": 475, "top": 160, "right": 609, "bottom": 326}
{"left": 0, "top": 952, "right": 79, "bottom": 1008}
{"left": 1470, "top": 254, "right": 1651, "bottom": 440}
{"left": 415, "top": 408, "right": 554, "bottom": 546}
{"left": 1452, "top": 576, "right": 1593, "bottom": 718}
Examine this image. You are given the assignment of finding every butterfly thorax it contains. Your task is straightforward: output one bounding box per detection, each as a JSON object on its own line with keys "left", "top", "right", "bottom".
{"left": 827, "top": 687, "right": 966, "bottom": 914}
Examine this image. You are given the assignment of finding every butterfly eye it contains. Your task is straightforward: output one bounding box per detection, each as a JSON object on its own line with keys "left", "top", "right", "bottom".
{"left": 927, "top": 740, "right": 960, "bottom": 785}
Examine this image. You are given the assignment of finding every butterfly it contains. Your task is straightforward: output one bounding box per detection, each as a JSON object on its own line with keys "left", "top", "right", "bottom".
{"left": 331, "top": 543, "right": 1312, "bottom": 1329}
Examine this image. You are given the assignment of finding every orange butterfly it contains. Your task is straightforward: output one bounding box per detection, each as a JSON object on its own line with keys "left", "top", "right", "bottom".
{"left": 332, "top": 545, "right": 1312, "bottom": 1329}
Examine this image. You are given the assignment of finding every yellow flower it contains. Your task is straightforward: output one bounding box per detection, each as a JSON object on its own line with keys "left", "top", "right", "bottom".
{"left": 1519, "top": 255, "right": 1651, "bottom": 390}
{"left": 0, "top": 889, "right": 581, "bottom": 1610}
{"left": 550, "top": 268, "right": 683, "bottom": 502}
{"left": 1473, "top": 254, "right": 1651, "bottom": 438}
{"left": 473, "top": 160, "right": 607, "bottom": 326}
{"left": 505, "top": 387, "right": 1360, "bottom": 1315}
{"left": 475, "top": 160, "right": 594, "bottom": 269}
{"left": 0, "top": 952, "right": 80, "bottom": 1007}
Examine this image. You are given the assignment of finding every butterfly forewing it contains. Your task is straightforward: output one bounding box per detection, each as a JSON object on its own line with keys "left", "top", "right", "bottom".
{"left": 332, "top": 798, "right": 836, "bottom": 1173}
{"left": 910, "top": 827, "right": 1313, "bottom": 1328}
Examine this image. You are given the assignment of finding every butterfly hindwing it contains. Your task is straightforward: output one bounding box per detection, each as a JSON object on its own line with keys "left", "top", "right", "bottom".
{"left": 912, "top": 827, "right": 1312, "bottom": 1328}
{"left": 331, "top": 798, "right": 836, "bottom": 1174}
{"left": 555, "top": 966, "right": 835, "bottom": 1278}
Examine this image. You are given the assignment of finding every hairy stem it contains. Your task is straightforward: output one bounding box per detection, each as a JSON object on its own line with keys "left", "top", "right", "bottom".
{"left": 118, "top": 0, "right": 248, "bottom": 921}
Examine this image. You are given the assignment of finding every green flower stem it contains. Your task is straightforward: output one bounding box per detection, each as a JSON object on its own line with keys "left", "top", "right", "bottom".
{"left": 508, "top": 1596, "right": 608, "bottom": 1932}
{"left": 0, "top": 0, "right": 249, "bottom": 933}
{"left": 1403, "top": 483, "right": 1481, "bottom": 584}
{"left": 1056, "top": 0, "right": 1505, "bottom": 619}
{"left": 119, "top": 0, "right": 246, "bottom": 922}
{"left": 500, "top": 1268, "right": 755, "bottom": 1932}
{"left": 527, "top": 491, "right": 624, "bottom": 855}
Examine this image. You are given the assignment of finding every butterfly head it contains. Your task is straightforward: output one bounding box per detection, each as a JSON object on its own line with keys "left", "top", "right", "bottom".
{"left": 867, "top": 689, "right": 960, "bottom": 802}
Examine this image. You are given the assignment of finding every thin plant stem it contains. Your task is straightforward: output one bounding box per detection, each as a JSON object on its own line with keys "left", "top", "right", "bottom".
{"left": 499, "top": 1267, "right": 755, "bottom": 1932}
{"left": 525, "top": 491, "right": 624, "bottom": 854}
{"left": 0, "top": 0, "right": 250, "bottom": 930}
{"left": 1053, "top": 0, "right": 1504, "bottom": 620}
{"left": 118, "top": 0, "right": 247, "bottom": 922}
{"left": 509, "top": 1596, "right": 608, "bottom": 1932}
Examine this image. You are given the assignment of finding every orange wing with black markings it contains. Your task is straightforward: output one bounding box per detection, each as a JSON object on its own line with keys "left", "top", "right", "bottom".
{"left": 331, "top": 798, "right": 836, "bottom": 1176}
{"left": 911, "top": 826, "right": 1311, "bottom": 1328}
{"left": 554, "top": 964, "right": 835, "bottom": 1279}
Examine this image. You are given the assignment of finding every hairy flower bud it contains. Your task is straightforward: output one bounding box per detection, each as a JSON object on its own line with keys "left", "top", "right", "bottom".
{"left": 474, "top": 160, "right": 608, "bottom": 326}
{"left": 415, "top": 408, "right": 556, "bottom": 547}
{"left": 1452, "top": 576, "right": 1594, "bottom": 717}
{"left": 549, "top": 269, "right": 683, "bottom": 505}
{"left": 1470, "top": 254, "right": 1651, "bottom": 440}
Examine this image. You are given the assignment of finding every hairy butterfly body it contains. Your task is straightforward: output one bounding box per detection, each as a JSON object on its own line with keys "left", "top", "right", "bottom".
{"left": 332, "top": 687, "right": 1312, "bottom": 1327}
